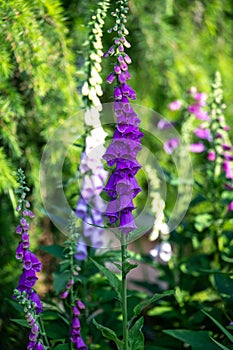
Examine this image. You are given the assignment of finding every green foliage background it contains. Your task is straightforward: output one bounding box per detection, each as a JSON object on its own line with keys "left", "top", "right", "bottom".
{"left": 0, "top": 0, "right": 233, "bottom": 349}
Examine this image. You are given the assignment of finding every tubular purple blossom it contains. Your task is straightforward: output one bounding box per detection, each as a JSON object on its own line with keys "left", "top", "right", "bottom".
{"left": 207, "top": 151, "right": 216, "bottom": 161}
{"left": 194, "top": 128, "right": 212, "bottom": 141}
{"left": 106, "top": 72, "right": 115, "bottom": 84}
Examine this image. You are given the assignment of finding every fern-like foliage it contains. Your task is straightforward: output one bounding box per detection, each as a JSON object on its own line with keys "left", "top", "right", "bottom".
{"left": 0, "top": 0, "right": 82, "bottom": 205}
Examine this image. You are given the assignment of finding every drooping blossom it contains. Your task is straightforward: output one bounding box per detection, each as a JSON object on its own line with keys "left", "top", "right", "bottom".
{"left": 59, "top": 279, "right": 74, "bottom": 300}
{"left": 150, "top": 241, "right": 172, "bottom": 263}
{"left": 194, "top": 127, "right": 212, "bottom": 141}
{"left": 190, "top": 143, "right": 205, "bottom": 153}
{"left": 207, "top": 151, "right": 216, "bottom": 161}
{"left": 102, "top": 25, "right": 143, "bottom": 234}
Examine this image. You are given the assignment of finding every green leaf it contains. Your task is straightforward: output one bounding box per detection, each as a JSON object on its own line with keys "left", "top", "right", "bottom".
{"left": 44, "top": 319, "right": 69, "bottom": 339}
{"left": 53, "top": 270, "right": 70, "bottom": 295}
{"left": 93, "top": 319, "right": 122, "bottom": 350}
{"left": 128, "top": 317, "right": 144, "bottom": 350}
{"left": 123, "top": 260, "right": 138, "bottom": 275}
{"left": 163, "top": 330, "right": 219, "bottom": 350}
{"left": 129, "top": 290, "right": 173, "bottom": 325}
{"left": 210, "top": 337, "right": 231, "bottom": 350}
{"left": 90, "top": 258, "right": 121, "bottom": 297}
{"left": 11, "top": 318, "right": 30, "bottom": 328}
{"left": 214, "top": 274, "right": 233, "bottom": 299}
{"left": 194, "top": 214, "right": 213, "bottom": 232}
{"left": 53, "top": 344, "right": 69, "bottom": 350}
{"left": 39, "top": 245, "right": 64, "bottom": 259}
{"left": 202, "top": 310, "right": 233, "bottom": 343}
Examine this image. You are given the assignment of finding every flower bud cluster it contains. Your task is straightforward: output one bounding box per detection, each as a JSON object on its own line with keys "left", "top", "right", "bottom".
{"left": 13, "top": 290, "right": 44, "bottom": 350}
{"left": 81, "top": 0, "right": 110, "bottom": 108}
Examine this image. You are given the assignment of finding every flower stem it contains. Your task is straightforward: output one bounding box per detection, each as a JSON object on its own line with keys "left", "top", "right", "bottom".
{"left": 121, "top": 232, "right": 128, "bottom": 350}
{"left": 38, "top": 315, "right": 50, "bottom": 348}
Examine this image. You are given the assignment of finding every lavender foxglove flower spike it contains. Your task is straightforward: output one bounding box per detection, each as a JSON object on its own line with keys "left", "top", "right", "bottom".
{"left": 102, "top": 1, "right": 143, "bottom": 234}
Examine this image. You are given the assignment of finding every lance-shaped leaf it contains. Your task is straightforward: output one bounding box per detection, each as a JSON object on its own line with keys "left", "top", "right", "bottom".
{"left": 210, "top": 337, "right": 231, "bottom": 350}
{"left": 129, "top": 290, "right": 174, "bottom": 326}
{"left": 202, "top": 310, "right": 233, "bottom": 343}
{"left": 163, "top": 330, "right": 219, "bottom": 350}
{"left": 128, "top": 317, "right": 144, "bottom": 350}
{"left": 93, "top": 319, "right": 122, "bottom": 350}
{"left": 90, "top": 257, "right": 121, "bottom": 298}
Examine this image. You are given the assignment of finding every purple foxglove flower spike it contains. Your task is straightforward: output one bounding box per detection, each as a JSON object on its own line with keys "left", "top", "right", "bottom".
{"left": 102, "top": 25, "right": 143, "bottom": 234}
{"left": 14, "top": 169, "right": 44, "bottom": 349}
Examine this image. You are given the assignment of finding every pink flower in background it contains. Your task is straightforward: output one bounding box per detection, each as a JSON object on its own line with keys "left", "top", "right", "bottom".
{"left": 190, "top": 143, "right": 205, "bottom": 153}
{"left": 164, "top": 137, "right": 179, "bottom": 154}
{"left": 223, "top": 161, "right": 233, "bottom": 179}
{"left": 193, "top": 92, "right": 207, "bottom": 103}
{"left": 194, "top": 128, "right": 212, "bottom": 141}
{"left": 228, "top": 201, "right": 233, "bottom": 211}
{"left": 207, "top": 151, "right": 216, "bottom": 161}
{"left": 169, "top": 100, "right": 182, "bottom": 111}
{"left": 157, "top": 119, "right": 173, "bottom": 130}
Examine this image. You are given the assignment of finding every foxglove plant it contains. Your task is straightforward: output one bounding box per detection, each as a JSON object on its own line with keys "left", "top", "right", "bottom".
{"left": 188, "top": 74, "right": 233, "bottom": 214}
{"left": 75, "top": 0, "right": 110, "bottom": 259}
{"left": 169, "top": 72, "right": 232, "bottom": 269}
{"left": 99, "top": 1, "right": 144, "bottom": 349}
{"left": 58, "top": 218, "right": 88, "bottom": 349}
{"left": 103, "top": 6, "right": 143, "bottom": 235}
{"left": 13, "top": 169, "right": 47, "bottom": 350}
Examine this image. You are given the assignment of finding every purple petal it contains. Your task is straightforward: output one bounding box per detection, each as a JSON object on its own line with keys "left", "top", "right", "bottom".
{"left": 190, "top": 143, "right": 205, "bottom": 153}
{"left": 164, "top": 138, "right": 179, "bottom": 154}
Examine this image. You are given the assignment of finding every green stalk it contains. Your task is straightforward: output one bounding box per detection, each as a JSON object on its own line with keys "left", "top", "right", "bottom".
{"left": 38, "top": 315, "right": 50, "bottom": 348}
{"left": 121, "top": 232, "right": 128, "bottom": 350}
